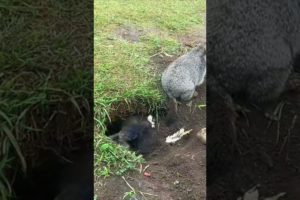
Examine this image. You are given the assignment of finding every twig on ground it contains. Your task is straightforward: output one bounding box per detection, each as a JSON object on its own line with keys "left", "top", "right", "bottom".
{"left": 140, "top": 191, "right": 159, "bottom": 197}
{"left": 143, "top": 164, "right": 150, "bottom": 172}
{"left": 122, "top": 176, "right": 136, "bottom": 194}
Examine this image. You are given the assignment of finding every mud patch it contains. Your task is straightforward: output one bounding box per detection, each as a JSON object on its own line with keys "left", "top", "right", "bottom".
{"left": 150, "top": 30, "right": 205, "bottom": 76}
{"left": 177, "top": 28, "right": 206, "bottom": 48}
{"left": 150, "top": 53, "right": 177, "bottom": 76}
{"left": 115, "top": 25, "right": 144, "bottom": 43}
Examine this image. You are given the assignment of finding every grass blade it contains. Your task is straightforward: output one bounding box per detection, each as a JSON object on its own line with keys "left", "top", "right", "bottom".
{"left": 2, "top": 126, "right": 27, "bottom": 173}
{"left": 0, "top": 110, "right": 12, "bottom": 128}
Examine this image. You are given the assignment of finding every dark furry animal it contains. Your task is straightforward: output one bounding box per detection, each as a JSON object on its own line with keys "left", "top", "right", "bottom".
{"left": 207, "top": 0, "right": 300, "bottom": 188}
{"left": 110, "top": 116, "right": 157, "bottom": 155}
{"left": 207, "top": 0, "right": 300, "bottom": 105}
{"left": 54, "top": 184, "right": 92, "bottom": 200}
{"left": 54, "top": 153, "right": 93, "bottom": 200}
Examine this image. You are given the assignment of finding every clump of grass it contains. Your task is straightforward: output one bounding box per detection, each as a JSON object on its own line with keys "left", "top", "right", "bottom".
{"left": 94, "top": 35, "right": 168, "bottom": 128}
{"left": 94, "top": 133, "right": 144, "bottom": 177}
{"left": 123, "top": 191, "right": 136, "bottom": 200}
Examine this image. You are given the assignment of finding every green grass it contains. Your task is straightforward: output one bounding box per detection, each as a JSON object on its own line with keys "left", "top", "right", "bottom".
{"left": 0, "top": 0, "right": 91, "bottom": 199}
{"left": 198, "top": 104, "right": 207, "bottom": 110}
{"left": 96, "top": 0, "right": 205, "bottom": 32}
{"left": 94, "top": 135, "right": 144, "bottom": 177}
{"left": 123, "top": 190, "right": 137, "bottom": 200}
{"left": 94, "top": 0, "right": 205, "bottom": 178}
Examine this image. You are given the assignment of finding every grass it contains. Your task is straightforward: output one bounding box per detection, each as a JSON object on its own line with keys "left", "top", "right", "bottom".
{"left": 123, "top": 191, "right": 136, "bottom": 200}
{"left": 0, "top": 0, "right": 91, "bottom": 199}
{"left": 198, "top": 104, "right": 207, "bottom": 110}
{"left": 94, "top": 136, "right": 144, "bottom": 177}
{"left": 94, "top": 0, "right": 205, "bottom": 178}
{"left": 97, "top": 0, "right": 205, "bottom": 32}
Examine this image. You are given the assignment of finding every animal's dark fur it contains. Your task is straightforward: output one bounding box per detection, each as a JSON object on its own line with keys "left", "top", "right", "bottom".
{"left": 207, "top": 0, "right": 300, "bottom": 187}
{"left": 54, "top": 153, "right": 93, "bottom": 200}
{"left": 207, "top": 0, "right": 300, "bottom": 105}
{"left": 111, "top": 116, "right": 157, "bottom": 155}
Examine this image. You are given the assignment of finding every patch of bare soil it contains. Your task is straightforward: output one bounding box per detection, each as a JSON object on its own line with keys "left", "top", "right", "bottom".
{"left": 115, "top": 25, "right": 144, "bottom": 43}
{"left": 150, "top": 28, "right": 205, "bottom": 77}
{"left": 177, "top": 28, "right": 206, "bottom": 48}
{"left": 207, "top": 74, "right": 300, "bottom": 200}
{"left": 150, "top": 54, "right": 177, "bottom": 78}
{"left": 96, "top": 83, "right": 206, "bottom": 200}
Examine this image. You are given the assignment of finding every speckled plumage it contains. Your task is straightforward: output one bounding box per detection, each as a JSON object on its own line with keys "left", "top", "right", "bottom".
{"left": 207, "top": 0, "right": 300, "bottom": 104}
{"left": 161, "top": 46, "right": 206, "bottom": 104}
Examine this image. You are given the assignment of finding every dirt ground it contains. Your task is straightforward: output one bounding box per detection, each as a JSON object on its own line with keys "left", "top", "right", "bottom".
{"left": 95, "top": 29, "right": 206, "bottom": 200}
{"left": 207, "top": 74, "right": 300, "bottom": 200}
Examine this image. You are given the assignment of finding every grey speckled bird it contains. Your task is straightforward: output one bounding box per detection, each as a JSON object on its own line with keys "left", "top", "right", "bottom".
{"left": 207, "top": 0, "right": 300, "bottom": 116}
{"left": 161, "top": 45, "right": 206, "bottom": 112}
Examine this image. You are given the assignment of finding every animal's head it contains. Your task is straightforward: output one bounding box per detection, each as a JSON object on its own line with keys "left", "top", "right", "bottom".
{"left": 194, "top": 44, "right": 206, "bottom": 65}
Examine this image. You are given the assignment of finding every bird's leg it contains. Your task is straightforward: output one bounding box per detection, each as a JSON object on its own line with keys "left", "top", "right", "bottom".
{"left": 193, "top": 91, "right": 198, "bottom": 97}
{"left": 234, "top": 103, "right": 251, "bottom": 126}
{"left": 207, "top": 76, "right": 241, "bottom": 153}
{"left": 285, "top": 72, "right": 300, "bottom": 92}
{"left": 221, "top": 94, "right": 242, "bottom": 153}
{"left": 173, "top": 98, "right": 178, "bottom": 113}
{"left": 249, "top": 101, "right": 284, "bottom": 121}
{"left": 263, "top": 101, "right": 285, "bottom": 121}
{"left": 173, "top": 98, "right": 181, "bottom": 114}
{"left": 186, "top": 100, "right": 193, "bottom": 113}
{"left": 234, "top": 104, "right": 250, "bottom": 114}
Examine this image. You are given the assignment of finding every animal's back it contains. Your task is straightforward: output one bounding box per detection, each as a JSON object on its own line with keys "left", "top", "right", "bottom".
{"left": 118, "top": 117, "right": 157, "bottom": 155}
{"left": 161, "top": 46, "right": 206, "bottom": 102}
{"left": 207, "top": 0, "right": 300, "bottom": 102}
{"left": 125, "top": 123, "right": 156, "bottom": 154}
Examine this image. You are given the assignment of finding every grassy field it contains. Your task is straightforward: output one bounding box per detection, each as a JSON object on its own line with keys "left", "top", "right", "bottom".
{"left": 94, "top": 0, "right": 205, "bottom": 178}
{"left": 0, "top": 1, "right": 91, "bottom": 199}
